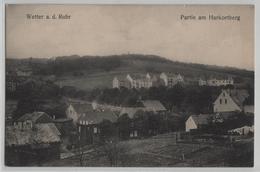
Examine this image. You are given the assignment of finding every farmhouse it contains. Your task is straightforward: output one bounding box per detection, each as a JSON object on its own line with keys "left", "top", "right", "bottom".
{"left": 14, "top": 111, "right": 53, "bottom": 129}
{"left": 5, "top": 123, "right": 61, "bottom": 166}
{"left": 160, "top": 72, "right": 184, "bottom": 87}
{"left": 65, "top": 103, "right": 93, "bottom": 124}
{"left": 77, "top": 110, "right": 118, "bottom": 144}
{"left": 185, "top": 114, "right": 211, "bottom": 132}
{"left": 213, "top": 89, "right": 249, "bottom": 113}
{"left": 6, "top": 112, "right": 61, "bottom": 166}
{"left": 141, "top": 100, "right": 167, "bottom": 113}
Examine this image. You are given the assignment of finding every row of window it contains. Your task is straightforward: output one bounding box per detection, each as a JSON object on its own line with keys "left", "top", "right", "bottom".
{"left": 219, "top": 98, "right": 228, "bottom": 104}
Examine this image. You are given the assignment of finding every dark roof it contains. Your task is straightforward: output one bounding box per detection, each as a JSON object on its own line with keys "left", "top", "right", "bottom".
{"left": 129, "top": 74, "right": 149, "bottom": 80}
{"left": 228, "top": 89, "right": 249, "bottom": 107}
{"left": 190, "top": 114, "right": 212, "bottom": 125}
{"left": 77, "top": 110, "right": 118, "bottom": 124}
{"left": 215, "top": 112, "right": 237, "bottom": 120}
{"left": 5, "top": 123, "right": 60, "bottom": 147}
{"left": 16, "top": 112, "right": 51, "bottom": 123}
{"left": 120, "top": 107, "right": 144, "bottom": 119}
{"left": 141, "top": 100, "right": 167, "bottom": 112}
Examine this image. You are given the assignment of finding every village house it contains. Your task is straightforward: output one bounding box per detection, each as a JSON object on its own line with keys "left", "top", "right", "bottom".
{"left": 141, "top": 100, "right": 167, "bottom": 113}
{"left": 14, "top": 111, "right": 53, "bottom": 129}
{"left": 185, "top": 114, "right": 211, "bottom": 132}
{"left": 112, "top": 76, "right": 131, "bottom": 89}
{"left": 6, "top": 112, "right": 61, "bottom": 166}
{"left": 65, "top": 103, "right": 93, "bottom": 124}
{"left": 160, "top": 72, "right": 184, "bottom": 87}
{"left": 77, "top": 110, "right": 118, "bottom": 145}
{"left": 213, "top": 89, "right": 249, "bottom": 113}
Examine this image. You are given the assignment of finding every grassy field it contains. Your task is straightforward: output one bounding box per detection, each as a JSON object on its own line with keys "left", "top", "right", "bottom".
{"left": 42, "top": 132, "right": 252, "bottom": 167}
{"left": 54, "top": 68, "right": 142, "bottom": 91}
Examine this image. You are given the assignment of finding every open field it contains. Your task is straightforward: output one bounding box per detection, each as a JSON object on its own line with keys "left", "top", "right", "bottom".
{"left": 42, "top": 133, "right": 253, "bottom": 167}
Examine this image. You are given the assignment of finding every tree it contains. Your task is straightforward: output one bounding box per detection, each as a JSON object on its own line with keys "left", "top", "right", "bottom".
{"left": 99, "top": 120, "right": 117, "bottom": 142}
{"left": 117, "top": 114, "right": 131, "bottom": 140}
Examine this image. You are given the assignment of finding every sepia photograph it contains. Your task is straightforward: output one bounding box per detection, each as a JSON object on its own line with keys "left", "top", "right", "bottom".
{"left": 5, "top": 4, "right": 254, "bottom": 167}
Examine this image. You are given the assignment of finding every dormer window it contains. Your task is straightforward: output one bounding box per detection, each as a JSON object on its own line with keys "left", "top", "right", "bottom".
{"left": 223, "top": 93, "right": 225, "bottom": 97}
{"left": 220, "top": 99, "right": 222, "bottom": 104}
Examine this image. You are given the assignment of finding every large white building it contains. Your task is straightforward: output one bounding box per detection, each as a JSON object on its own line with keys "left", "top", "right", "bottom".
{"left": 160, "top": 72, "right": 184, "bottom": 87}
{"left": 199, "top": 77, "right": 234, "bottom": 86}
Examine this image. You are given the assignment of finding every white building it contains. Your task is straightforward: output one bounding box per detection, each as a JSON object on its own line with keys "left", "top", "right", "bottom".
{"left": 160, "top": 72, "right": 184, "bottom": 87}
{"left": 112, "top": 76, "right": 131, "bottom": 89}
{"left": 199, "top": 77, "right": 234, "bottom": 87}
{"left": 126, "top": 73, "right": 153, "bottom": 89}
{"left": 213, "top": 89, "right": 249, "bottom": 113}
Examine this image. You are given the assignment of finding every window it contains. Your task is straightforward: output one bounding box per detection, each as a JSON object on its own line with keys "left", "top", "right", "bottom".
{"left": 225, "top": 99, "right": 227, "bottom": 104}
{"left": 220, "top": 99, "right": 222, "bottom": 104}
{"left": 94, "top": 127, "right": 98, "bottom": 134}
{"left": 134, "top": 130, "right": 138, "bottom": 137}
{"left": 223, "top": 93, "right": 225, "bottom": 96}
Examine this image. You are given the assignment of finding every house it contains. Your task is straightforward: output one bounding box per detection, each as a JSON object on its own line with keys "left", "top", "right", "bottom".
{"left": 141, "top": 100, "right": 167, "bottom": 113}
{"left": 160, "top": 72, "right": 184, "bottom": 87}
{"left": 228, "top": 125, "right": 254, "bottom": 135}
{"left": 65, "top": 103, "right": 93, "bottom": 124}
{"left": 112, "top": 76, "right": 131, "bottom": 89}
{"left": 5, "top": 123, "right": 61, "bottom": 166}
{"left": 77, "top": 110, "right": 118, "bottom": 144}
{"left": 213, "top": 89, "right": 249, "bottom": 113}
{"left": 126, "top": 73, "right": 153, "bottom": 89}
{"left": 14, "top": 111, "right": 53, "bottom": 129}
{"left": 185, "top": 114, "right": 211, "bottom": 132}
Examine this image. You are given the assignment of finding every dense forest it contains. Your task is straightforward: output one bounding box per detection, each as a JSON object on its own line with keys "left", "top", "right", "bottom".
{"left": 7, "top": 54, "right": 254, "bottom": 79}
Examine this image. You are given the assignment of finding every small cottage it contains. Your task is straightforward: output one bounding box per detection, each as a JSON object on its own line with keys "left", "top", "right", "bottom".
{"left": 213, "top": 89, "right": 249, "bottom": 113}
{"left": 185, "top": 114, "right": 211, "bottom": 132}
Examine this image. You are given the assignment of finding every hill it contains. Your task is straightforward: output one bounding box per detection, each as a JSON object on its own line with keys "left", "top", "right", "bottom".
{"left": 6, "top": 54, "right": 254, "bottom": 91}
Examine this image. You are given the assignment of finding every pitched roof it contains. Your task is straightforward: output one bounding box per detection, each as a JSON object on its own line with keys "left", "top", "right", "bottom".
{"left": 163, "top": 72, "right": 181, "bottom": 78}
{"left": 71, "top": 103, "right": 93, "bottom": 115}
{"left": 129, "top": 74, "right": 149, "bottom": 80}
{"left": 228, "top": 89, "right": 249, "bottom": 107}
{"left": 114, "top": 75, "right": 128, "bottom": 81}
{"left": 16, "top": 112, "right": 51, "bottom": 123}
{"left": 5, "top": 123, "right": 61, "bottom": 147}
{"left": 120, "top": 107, "right": 144, "bottom": 119}
{"left": 190, "top": 114, "right": 212, "bottom": 126}
{"left": 77, "top": 110, "right": 118, "bottom": 124}
{"left": 141, "top": 100, "right": 167, "bottom": 112}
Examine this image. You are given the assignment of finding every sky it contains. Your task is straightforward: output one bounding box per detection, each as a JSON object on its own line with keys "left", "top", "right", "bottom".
{"left": 6, "top": 5, "right": 254, "bottom": 70}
